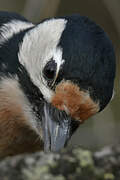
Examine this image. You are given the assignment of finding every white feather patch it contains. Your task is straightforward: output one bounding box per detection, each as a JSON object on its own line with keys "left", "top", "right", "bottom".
{"left": 0, "top": 20, "right": 34, "bottom": 45}
{"left": 18, "top": 18, "right": 67, "bottom": 102}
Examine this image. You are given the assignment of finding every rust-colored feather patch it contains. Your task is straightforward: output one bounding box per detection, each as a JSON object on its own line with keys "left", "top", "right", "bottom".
{"left": 52, "top": 81, "right": 99, "bottom": 122}
{"left": 0, "top": 78, "right": 42, "bottom": 158}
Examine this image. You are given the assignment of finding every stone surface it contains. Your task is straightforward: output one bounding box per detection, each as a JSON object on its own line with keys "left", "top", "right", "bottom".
{"left": 0, "top": 145, "right": 120, "bottom": 180}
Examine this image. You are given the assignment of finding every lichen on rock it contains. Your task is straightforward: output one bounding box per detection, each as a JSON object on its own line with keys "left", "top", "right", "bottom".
{"left": 0, "top": 145, "right": 120, "bottom": 180}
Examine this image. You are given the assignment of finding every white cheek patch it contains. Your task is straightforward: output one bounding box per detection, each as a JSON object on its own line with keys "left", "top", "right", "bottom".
{"left": 0, "top": 20, "right": 34, "bottom": 45}
{"left": 18, "top": 18, "right": 67, "bottom": 102}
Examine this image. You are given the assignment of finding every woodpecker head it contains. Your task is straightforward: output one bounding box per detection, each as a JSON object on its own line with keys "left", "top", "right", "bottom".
{"left": 12, "top": 14, "right": 115, "bottom": 152}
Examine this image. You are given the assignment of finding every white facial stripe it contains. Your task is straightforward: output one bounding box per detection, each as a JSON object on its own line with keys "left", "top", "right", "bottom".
{"left": 52, "top": 47, "right": 65, "bottom": 85}
{"left": 18, "top": 18, "right": 67, "bottom": 102}
{"left": 0, "top": 20, "right": 34, "bottom": 45}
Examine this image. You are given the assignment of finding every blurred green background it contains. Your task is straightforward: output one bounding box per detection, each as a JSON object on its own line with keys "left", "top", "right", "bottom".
{"left": 0, "top": 0, "right": 120, "bottom": 150}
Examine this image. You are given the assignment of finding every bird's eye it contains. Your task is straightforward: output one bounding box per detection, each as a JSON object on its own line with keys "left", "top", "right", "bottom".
{"left": 43, "top": 60, "right": 57, "bottom": 80}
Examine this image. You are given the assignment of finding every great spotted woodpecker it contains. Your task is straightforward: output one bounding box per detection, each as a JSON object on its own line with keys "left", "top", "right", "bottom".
{"left": 0, "top": 11, "right": 115, "bottom": 157}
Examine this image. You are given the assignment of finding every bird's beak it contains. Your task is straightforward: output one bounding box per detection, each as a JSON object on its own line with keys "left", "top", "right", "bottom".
{"left": 42, "top": 102, "right": 71, "bottom": 152}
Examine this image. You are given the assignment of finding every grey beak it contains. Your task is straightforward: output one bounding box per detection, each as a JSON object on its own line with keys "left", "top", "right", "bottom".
{"left": 42, "top": 102, "right": 71, "bottom": 152}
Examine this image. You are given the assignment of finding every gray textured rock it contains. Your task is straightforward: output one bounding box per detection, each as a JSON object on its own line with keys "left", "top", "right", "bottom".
{"left": 0, "top": 145, "right": 120, "bottom": 180}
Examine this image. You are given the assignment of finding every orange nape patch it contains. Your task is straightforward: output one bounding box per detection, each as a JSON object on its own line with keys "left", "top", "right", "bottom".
{"left": 51, "top": 81, "right": 99, "bottom": 122}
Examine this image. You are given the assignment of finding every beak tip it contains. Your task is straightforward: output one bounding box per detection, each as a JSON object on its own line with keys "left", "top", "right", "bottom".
{"left": 42, "top": 102, "right": 71, "bottom": 152}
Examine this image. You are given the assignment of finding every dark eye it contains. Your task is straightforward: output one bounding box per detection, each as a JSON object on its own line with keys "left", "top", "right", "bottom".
{"left": 43, "top": 60, "right": 57, "bottom": 80}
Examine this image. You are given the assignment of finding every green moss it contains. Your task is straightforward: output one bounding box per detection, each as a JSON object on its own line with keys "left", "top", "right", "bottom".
{"left": 23, "top": 165, "right": 50, "bottom": 180}
{"left": 76, "top": 167, "right": 82, "bottom": 174}
{"left": 73, "top": 148, "right": 94, "bottom": 168}
{"left": 53, "top": 175, "right": 65, "bottom": 180}
{"left": 23, "top": 165, "right": 66, "bottom": 180}
{"left": 104, "top": 173, "right": 115, "bottom": 180}
{"left": 49, "top": 161, "right": 58, "bottom": 169}
{"left": 64, "top": 156, "right": 76, "bottom": 163}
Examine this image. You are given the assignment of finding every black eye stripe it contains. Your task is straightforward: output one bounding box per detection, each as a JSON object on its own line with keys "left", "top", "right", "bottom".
{"left": 43, "top": 60, "right": 57, "bottom": 81}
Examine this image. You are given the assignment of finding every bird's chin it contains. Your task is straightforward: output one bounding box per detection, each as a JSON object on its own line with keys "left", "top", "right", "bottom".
{"left": 42, "top": 102, "right": 72, "bottom": 152}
